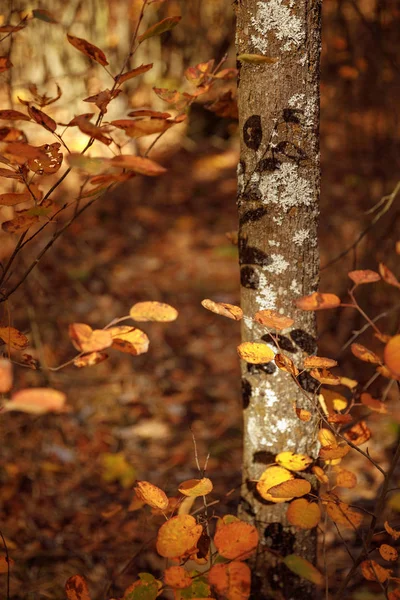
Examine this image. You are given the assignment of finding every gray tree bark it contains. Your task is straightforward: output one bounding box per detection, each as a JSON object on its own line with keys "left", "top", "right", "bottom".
{"left": 235, "top": 1, "right": 322, "bottom": 598}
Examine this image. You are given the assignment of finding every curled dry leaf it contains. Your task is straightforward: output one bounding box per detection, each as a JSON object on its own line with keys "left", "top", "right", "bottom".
{"left": 6, "top": 388, "right": 67, "bottom": 415}
{"left": 0, "top": 358, "right": 13, "bottom": 393}
{"left": 115, "top": 63, "right": 153, "bottom": 84}
{"left": 201, "top": 299, "right": 243, "bottom": 321}
{"left": 164, "top": 565, "right": 192, "bottom": 589}
{"left": 295, "top": 407, "right": 312, "bottom": 421}
{"left": 156, "top": 514, "right": 203, "bottom": 559}
{"left": 348, "top": 269, "right": 381, "bottom": 285}
{"left": 385, "top": 521, "right": 400, "bottom": 540}
{"left": 208, "top": 562, "right": 251, "bottom": 600}
{"left": 65, "top": 575, "right": 91, "bottom": 600}
{"left": 287, "top": 499, "right": 321, "bottom": 529}
{"left": 384, "top": 335, "right": 400, "bottom": 377}
{"left": 304, "top": 356, "right": 338, "bottom": 369}
{"left": 108, "top": 325, "right": 149, "bottom": 356}
{"left": 360, "top": 392, "right": 388, "bottom": 413}
{"left": 135, "top": 481, "right": 169, "bottom": 510}
{"left": 309, "top": 368, "right": 340, "bottom": 385}
{"left": 0, "top": 326, "right": 29, "bottom": 350}
{"left": 379, "top": 544, "right": 398, "bottom": 562}
{"left": 379, "top": 262, "right": 400, "bottom": 289}
{"left": 275, "top": 451, "right": 313, "bottom": 472}
{"left": 361, "top": 560, "right": 391, "bottom": 583}
{"left": 274, "top": 353, "right": 299, "bottom": 376}
{"left": 67, "top": 34, "right": 108, "bottom": 66}
{"left": 214, "top": 520, "right": 258, "bottom": 560}
{"left": 237, "top": 342, "right": 274, "bottom": 364}
{"left": 256, "top": 466, "right": 294, "bottom": 503}
{"left": 68, "top": 323, "right": 113, "bottom": 353}
{"left": 129, "top": 301, "right": 178, "bottom": 322}
{"left": 351, "top": 343, "right": 381, "bottom": 364}
{"left": 295, "top": 292, "right": 341, "bottom": 311}
{"left": 344, "top": 421, "right": 371, "bottom": 446}
{"left": 254, "top": 309, "right": 293, "bottom": 330}
{"left": 268, "top": 478, "right": 311, "bottom": 499}
{"left": 178, "top": 477, "right": 213, "bottom": 497}
{"left": 73, "top": 351, "right": 108, "bottom": 368}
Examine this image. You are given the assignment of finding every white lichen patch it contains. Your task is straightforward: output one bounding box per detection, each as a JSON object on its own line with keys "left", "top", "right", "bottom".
{"left": 293, "top": 229, "right": 309, "bottom": 246}
{"left": 250, "top": 0, "right": 305, "bottom": 53}
{"left": 265, "top": 253, "right": 289, "bottom": 275}
{"left": 288, "top": 93, "right": 305, "bottom": 108}
{"left": 290, "top": 278, "right": 302, "bottom": 295}
{"left": 268, "top": 240, "right": 280, "bottom": 247}
{"left": 259, "top": 162, "right": 314, "bottom": 210}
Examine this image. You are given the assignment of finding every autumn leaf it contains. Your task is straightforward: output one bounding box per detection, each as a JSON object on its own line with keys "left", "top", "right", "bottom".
{"left": 156, "top": 514, "right": 203, "bottom": 559}
{"left": 108, "top": 325, "right": 149, "bottom": 356}
{"left": 379, "top": 262, "right": 400, "bottom": 289}
{"left": 257, "top": 466, "right": 294, "bottom": 503}
{"left": 129, "top": 301, "right": 178, "bottom": 322}
{"left": 318, "top": 428, "right": 337, "bottom": 447}
{"left": 111, "top": 118, "right": 172, "bottom": 138}
{"left": 334, "top": 467, "right": 357, "bottom": 489}
{"left": 0, "top": 358, "right": 13, "bottom": 393}
{"left": 201, "top": 299, "right": 243, "bottom": 321}
{"left": 115, "top": 63, "right": 153, "bottom": 84}
{"left": 268, "top": 478, "right": 311, "bottom": 499}
{"left": 384, "top": 335, "right": 400, "bottom": 377}
{"left": 319, "top": 444, "right": 350, "bottom": 460}
{"left": 32, "top": 8, "right": 58, "bottom": 23}
{"left": 122, "top": 573, "right": 162, "bottom": 600}
{"left": 164, "top": 565, "right": 192, "bottom": 589}
{"left": 348, "top": 269, "right": 381, "bottom": 285}
{"left": 214, "top": 520, "right": 258, "bottom": 560}
{"left": 344, "top": 421, "right": 371, "bottom": 446}
{"left": 283, "top": 554, "right": 324, "bottom": 587}
{"left": 0, "top": 57, "right": 13, "bottom": 73}
{"left": 134, "top": 481, "right": 168, "bottom": 510}
{"left": 2, "top": 211, "right": 39, "bottom": 234}
{"left": 138, "top": 16, "right": 182, "bottom": 43}
{"left": 304, "top": 356, "right": 337, "bottom": 369}
{"left": 0, "top": 326, "right": 29, "bottom": 350}
{"left": 323, "top": 494, "right": 363, "bottom": 529}
{"left": 67, "top": 34, "right": 108, "bottom": 66}
{"left": 5, "top": 388, "right": 67, "bottom": 415}
{"left": 68, "top": 323, "right": 113, "bottom": 353}
{"left": 237, "top": 342, "right": 275, "bottom": 364}
{"left": 0, "top": 192, "right": 32, "bottom": 206}
{"left": 287, "top": 499, "right": 321, "bottom": 529}
{"left": 276, "top": 451, "right": 313, "bottom": 472}
{"left": 360, "top": 392, "right": 388, "bottom": 413}
{"left": 28, "top": 105, "right": 57, "bottom": 132}
{"left": 73, "top": 351, "right": 108, "bottom": 368}
{"left": 274, "top": 353, "right": 299, "bottom": 376}
{"left": 379, "top": 544, "right": 398, "bottom": 562}
{"left": 0, "top": 109, "right": 30, "bottom": 121}
{"left": 295, "top": 292, "right": 341, "bottom": 311}
{"left": 101, "top": 452, "right": 136, "bottom": 488}
{"left": 309, "top": 368, "right": 340, "bottom": 385}
{"left": 312, "top": 465, "right": 329, "bottom": 484}
{"left": 351, "top": 343, "right": 381, "bottom": 364}
{"left": 385, "top": 521, "right": 400, "bottom": 540}
{"left": 253, "top": 309, "right": 293, "bottom": 329}
{"left": 65, "top": 575, "right": 91, "bottom": 600}
{"left": 128, "top": 109, "right": 171, "bottom": 119}
{"left": 110, "top": 155, "right": 167, "bottom": 176}
{"left": 208, "top": 562, "right": 251, "bottom": 600}
{"left": 361, "top": 560, "right": 391, "bottom": 583}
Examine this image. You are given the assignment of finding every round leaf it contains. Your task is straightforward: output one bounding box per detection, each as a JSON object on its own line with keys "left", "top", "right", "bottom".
{"left": 287, "top": 499, "right": 321, "bottom": 529}
{"left": 214, "top": 520, "right": 258, "bottom": 560}
{"left": 384, "top": 335, "right": 400, "bottom": 377}
{"left": 237, "top": 342, "right": 275, "bottom": 364}
{"left": 276, "top": 452, "right": 313, "bottom": 472}
{"left": 256, "top": 466, "right": 294, "bottom": 503}
{"left": 156, "top": 514, "right": 202, "bottom": 559}
{"left": 129, "top": 301, "right": 178, "bottom": 322}
{"left": 178, "top": 478, "right": 213, "bottom": 497}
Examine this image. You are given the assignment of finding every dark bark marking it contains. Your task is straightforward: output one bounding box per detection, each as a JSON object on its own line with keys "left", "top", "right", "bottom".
{"left": 290, "top": 328, "right": 318, "bottom": 354}
{"left": 242, "top": 378, "right": 252, "bottom": 409}
{"left": 239, "top": 236, "right": 273, "bottom": 266}
{"left": 258, "top": 157, "right": 281, "bottom": 172}
{"left": 240, "top": 265, "right": 259, "bottom": 289}
{"left": 298, "top": 371, "right": 320, "bottom": 394}
{"left": 247, "top": 362, "right": 277, "bottom": 375}
{"left": 239, "top": 207, "right": 268, "bottom": 227}
{"left": 262, "top": 333, "right": 296, "bottom": 353}
{"left": 253, "top": 450, "right": 275, "bottom": 465}
{"left": 264, "top": 523, "right": 295, "bottom": 554}
{"left": 240, "top": 497, "right": 256, "bottom": 518}
{"left": 243, "top": 114, "right": 262, "bottom": 150}
{"left": 275, "top": 140, "right": 308, "bottom": 163}
{"left": 282, "top": 107, "right": 302, "bottom": 124}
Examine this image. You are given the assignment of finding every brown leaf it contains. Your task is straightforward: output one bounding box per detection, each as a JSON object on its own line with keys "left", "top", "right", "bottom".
{"left": 73, "top": 116, "right": 112, "bottom": 145}
{"left": 115, "top": 63, "right": 153, "bottom": 84}
{"left": 83, "top": 89, "right": 121, "bottom": 113}
{"left": 0, "top": 192, "right": 32, "bottom": 206}
{"left": 138, "top": 16, "right": 182, "bottom": 43}
{"left": 360, "top": 392, "right": 388, "bottom": 414}
{"left": 254, "top": 309, "right": 294, "bottom": 330}
{"left": 0, "top": 109, "right": 30, "bottom": 121}
{"left": 361, "top": 560, "right": 391, "bottom": 583}
{"left": 2, "top": 211, "right": 39, "bottom": 233}
{"left": 309, "top": 368, "right": 340, "bottom": 385}
{"left": 73, "top": 352, "right": 108, "bottom": 368}
{"left": 65, "top": 574, "right": 91, "bottom": 600}
{"left": 379, "top": 262, "right": 400, "bottom": 289}
{"left": 351, "top": 343, "right": 381, "bottom": 364}
{"left": 348, "top": 269, "right": 381, "bottom": 285}
{"left": 67, "top": 34, "right": 108, "bottom": 66}
{"left": 127, "top": 109, "right": 171, "bottom": 119}
{"left": 344, "top": 421, "right": 371, "bottom": 446}
{"left": 110, "top": 155, "right": 166, "bottom": 176}
{"left": 0, "top": 358, "right": 13, "bottom": 393}
{"left": 304, "top": 356, "right": 338, "bottom": 369}
{"left": 274, "top": 353, "right": 299, "bottom": 376}
{"left": 28, "top": 105, "right": 57, "bottom": 132}
{"left": 0, "top": 57, "right": 13, "bottom": 73}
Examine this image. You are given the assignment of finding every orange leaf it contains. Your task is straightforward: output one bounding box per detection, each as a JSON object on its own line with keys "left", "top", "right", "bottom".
{"left": 237, "top": 342, "right": 275, "bottom": 364}
{"left": 360, "top": 560, "right": 391, "bottom": 583}
{"left": 0, "top": 326, "right": 29, "bottom": 350}
{"left": 108, "top": 325, "right": 149, "bottom": 356}
{"left": 135, "top": 481, "right": 168, "bottom": 510}
{"left": 68, "top": 323, "right": 112, "bottom": 353}
{"left": 287, "top": 499, "right": 321, "bottom": 529}
{"left": 0, "top": 358, "right": 13, "bottom": 393}
{"left": 348, "top": 269, "right": 381, "bottom": 285}
{"left": 178, "top": 478, "right": 213, "bottom": 497}
{"left": 27, "top": 142, "right": 63, "bottom": 174}
{"left": 295, "top": 292, "right": 341, "bottom": 311}
{"left": 156, "top": 514, "right": 202, "bottom": 559}
{"left": 201, "top": 299, "right": 243, "bottom": 321}
{"left": 65, "top": 575, "right": 91, "bottom": 600}
{"left": 129, "top": 301, "right": 178, "bottom": 322}
{"left": 312, "top": 465, "right": 329, "bottom": 484}
{"left": 384, "top": 335, "right": 400, "bottom": 377}
{"left": 254, "top": 309, "right": 294, "bottom": 330}
{"left": 256, "top": 466, "right": 294, "bottom": 503}
{"left": 309, "top": 368, "right": 340, "bottom": 385}
{"left": 28, "top": 105, "right": 57, "bottom": 132}
{"left": 208, "top": 562, "right": 251, "bottom": 600}
{"left": 268, "top": 478, "right": 311, "bottom": 499}
{"left": 334, "top": 467, "right": 357, "bottom": 489}
{"left": 67, "top": 34, "right": 108, "bottom": 66}
{"left": 379, "top": 544, "right": 398, "bottom": 562}
{"left": 323, "top": 495, "right": 363, "bottom": 529}
{"left": 73, "top": 352, "right": 108, "bottom": 368}
{"left": 164, "top": 565, "right": 192, "bottom": 589}
{"left": 385, "top": 521, "right": 400, "bottom": 540}
{"left": 6, "top": 388, "right": 67, "bottom": 415}
{"left": 379, "top": 262, "right": 400, "bottom": 289}
{"left": 73, "top": 116, "right": 112, "bottom": 145}
{"left": 295, "top": 407, "right": 312, "bottom": 422}
{"left": 0, "top": 192, "right": 32, "bottom": 206}
{"left": 115, "top": 63, "right": 153, "bottom": 84}
{"left": 304, "top": 356, "right": 338, "bottom": 369}
{"left": 351, "top": 343, "right": 381, "bottom": 364}
{"left": 275, "top": 451, "right": 313, "bottom": 472}
{"left": 0, "top": 556, "right": 14, "bottom": 574}
{"left": 360, "top": 392, "right": 388, "bottom": 413}
{"left": 344, "top": 421, "right": 371, "bottom": 446}
{"left": 2, "top": 211, "right": 39, "bottom": 234}
{"left": 275, "top": 353, "right": 299, "bottom": 376}
{"left": 327, "top": 413, "right": 353, "bottom": 424}
{"left": 214, "top": 520, "right": 258, "bottom": 560}
{"left": 319, "top": 444, "right": 350, "bottom": 460}
{"left": 110, "top": 155, "right": 167, "bottom": 176}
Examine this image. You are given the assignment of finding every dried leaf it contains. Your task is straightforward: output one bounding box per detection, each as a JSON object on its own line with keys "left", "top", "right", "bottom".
{"left": 201, "top": 299, "right": 243, "bottom": 320}
{"left": 68, "top": 324, "right": 112, "bottom": 353}
{"left": 73, "top": 352, "right": 108, "bottom": 368}
{"left": 379, "top": 544, "right": 398, "bottom": 562}
{"left": 334, "top": 467, "right": 357, "bottom": 489}
{"left": 344, "top": 421, "right": 371, "bottom": 446}
{"left": 138, "top": 16, "right": 182, "bottom": 43}
{"left": 274, "top": 353, "right": 299, "bottom": 376}
{"left": 323, "top": 494, "right": 363, "bottom": 529}
{"left": 6, "top": 388, "right": 67, "bottom": 415}
{"left": 108, "top": 325, "right": 149, "bottom": 356}
{"left": 276, "top": 451, "right": 313, "bottom": 472}
{"left": 0, "top": 109, "right": 30, "bottom": 121}
{"left": 0, "top": 192, "right": 31, "bottom": 206}
{"left": 28, "top": 105, "right": 57, "bottom": 132}
{"left": 351, "top": 343, "right": 381, "bottom": 364}
{"left": 268, "top": 478, "right": 311, "bottom": 499}
{"left": 67, "top": 34, "right": 108, "bottom": 66}
{"left": 257, "top": 466, "right": 294, "bottom": 503}
{"left": 385, "top": 521, "right": 400, "bottom": 540}
{"left": 164, "top": 566, "right": 192, "bottom": 589}
{"left": 2, "top": 211, "right": 39, "bottom": 233}
{"left": 310, "top": 368, "right": 340, "bottom": 385}
{"left": 135, "top": 481, "right": 168, "bottom": 510}
{"left": 208, "top": 562, "right": 251, "bottom": 600}
{"left": 214, "top": 520, "right": 258, "bottom": 560}
{"left": 379, "top": 262, "right": 400, "bottom": 289}
{"left": 287, "top": 499, "right": 321, "bottom": 529}
{"left": 0, "top": 326, "right": 29, "bottom": 350}
{"left": 110, "top": 155, "right": 166, "bottom": 176}
{"left": 128, "top": 109, "right": 171, "bottom": 119}
{"left": 384, "top": 335, "right": 400, "bottom": 377}
{"left": 178, "top": 478, "right": 213, "bottom": 497}
{"left": 295, "top": 292, "right": 341, "bottom": 311}
{"left": 237, "top": 342, "right": 275, "bottom": 364}
{"left": 360, "top": 392, "right": 388, "bottom": 413}
{"left": 304, "top": 356, "right": 338, "bottom": 369}
{"left": 83, "top": 89, "right": 121, "bottom": 113}
{"left": 295, "top": 407, "right": 312, "bottom": 421}
{"left": 318, "top": 429, "right": 337, "bottom": 447}
{"left": 129, "top": 301, "right": 178, "bottom": 322}
{"left": 361, "top": 560, "right": 391, "bottom": 583}
{"left": 27, "top": 142, "right": 63, "bottom": 174}
{"left": 65, "top": 575, "right": 91, "bottom": 600}
{"left": 312, "top": 465, "right": 329, "bottom": 484}
{"left": 73, "top": 116, "right": 112, "bottom": 145}
{"left": 348, "top": 269, "right": 381, "bottom": 285}
{"left": 115, "top": 63, "right": 153, "bottom": 84}
{"left": 319, "top": 444, "right": 350, "bottom": 460}
{"left": 156, "top": 514, "right": 202, "bottom": 559}
{"left": 111, "top": 118, "right": 172, "bottom": 138}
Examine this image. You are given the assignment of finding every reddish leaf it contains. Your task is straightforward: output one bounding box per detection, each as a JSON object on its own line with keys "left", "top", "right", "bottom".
{"left": 0, "top": 358, "right": 13, "bottom": 393}
{"left": 0, "top": 57, "right": 12, "bottom": 73}
{"left": 110, "top": 155, "right": 166, "bottom": 176}
{"left": 115, "top": 63, "right": 153, "bottom": 84}
{"left": 67, "top": 34, "right": 108, "bottom": 66}
{"left": 28, "top": 105, "right": 57, "bottom": 132}
{"left": 348, "top": 269, "right": 381, "bottom": 285}
{"left": 0, "top": 109, "right": 30, "bottom": 121}
{"left": 65, "top": 574, "right": 91, "bottom": 600}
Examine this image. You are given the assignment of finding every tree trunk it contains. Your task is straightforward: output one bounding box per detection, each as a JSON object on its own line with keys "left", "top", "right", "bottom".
{"left": 235, "top": 1, "right": 322, "bottom": 598}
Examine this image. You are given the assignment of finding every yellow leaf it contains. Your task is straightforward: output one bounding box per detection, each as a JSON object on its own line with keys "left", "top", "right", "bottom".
{"left": 384, "top": 335, "right": 400, "bottom": 377}
{"left": 237, "top": 342, "right": 274, "bottom": 364}
{"left": 156, "top": 514, "right": 203, "bottom": 559}
{"left": 287, "top": 499, "right": 321, "bottom": 529}
{"left": 201, "top": 299, "right": 243, "bottom": 321}
{"left": 275, "top": 451, "right": 313, "bottom": 472}
{"left": 178, "top": 477, "right": 213, "bottom": 497}
{"left": 256, "top": 466, "right": 294, "bottom": 503}
{"left": 268, "top": 478, "right": 311, "bottom": 499}
{"left": 108, "top": 325, "right": 149, "bottom": 355}
{"left": 134, "top": 481, "right": 168, "bottom": 510}
{"left": 129, "top": 301, "right": 178, "bottom": 322}
{"left": 101, "top": 453, "right": 136, "bottom": 489}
